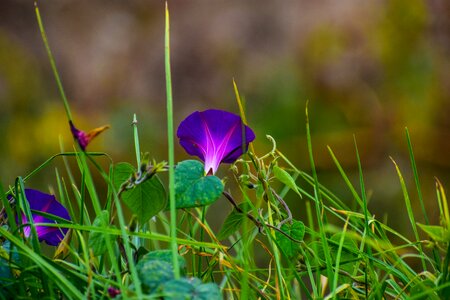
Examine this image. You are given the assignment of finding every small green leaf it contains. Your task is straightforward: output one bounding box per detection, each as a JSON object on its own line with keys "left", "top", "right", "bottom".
{"left": 112, "top": 162, "right": 134, "bottom": 190}
{"left": 273, "top": 165, "right": 301, "bottom": 197}
{"left": 175, "top": 160, "right": 224, "bottom": 208}
{"left": 88, "top": 210, "right": 114, "bottom": 256}
{"left": 417, "top": 223, "right": 450, "bottom": 242}
{"left": 276, "top": 220, "right": 305, "bottom": 258}
{"left": 137, "top": 250, "right": 187, "bottom": 276}
{"left": 113, "top": 162, "right": 167, "bottom": 224}
{"left": 160, "top": 278, "right": 222, "bottom": 300}
{"left": 217, "top": 202, "right": 252, "bottom": 240}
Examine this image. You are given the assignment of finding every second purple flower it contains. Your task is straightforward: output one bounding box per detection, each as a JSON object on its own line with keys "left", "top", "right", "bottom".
{"left": 18, "top": 189, "right": 71, "bottom": 246}
{"left": 177, "top": 109, "right": 255, "bottom": 175}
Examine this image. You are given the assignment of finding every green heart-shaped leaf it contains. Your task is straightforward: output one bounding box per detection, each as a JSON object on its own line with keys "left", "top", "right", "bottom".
{"left": 276, "top": 220, "right": 305, "bottom": 259}
{"left": 112, "top": 162, "right": 166, "bottom": 224}
{"left": 175, "top": 160, "right": 224, "bottom": 208}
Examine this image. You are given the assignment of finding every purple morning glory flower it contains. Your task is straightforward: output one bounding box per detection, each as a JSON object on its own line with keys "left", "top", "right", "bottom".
{"left": 69, "top": 121, "right": 109, "bottom": 151}
{"left": 177, "top": 109, "right": 255, "bottom": 175}
{"left": 18, "top": 189, "right": 71, "bottom": 246}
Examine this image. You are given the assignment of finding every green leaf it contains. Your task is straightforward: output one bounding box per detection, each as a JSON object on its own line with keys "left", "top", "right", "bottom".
{"left": 175, "top": 160, "right": 224, "bottom": 208}
{"left": 273, "top": 165, "right": 301, "bottom": 197}
{"left": 217, "top": 202, "right": 252, "bottom": 240}
{"left": 88, "top": 210, "right": 114, "bottom": 256}
{"left": 122, "top": 177, "right": 166, "bottom": 224}
{"left": 113, "top": 162, "right": 167, "bottom": 224}
{"left": 112, "top": 162, "right": 134, "bottom": 190}
{"left": 276, "top": 220, "right": 305, "bottom": 258}
{"left": 136, "top": 259, "right": 174, "bottom": 294}
{"left": 160, "top": 278, "right": 222, "bottom": 300}
{"left": 417, "top": 223, "right": 450, "bottom": 242}
{"left": 137, "top": 250, "right": 187, "bottom": 276}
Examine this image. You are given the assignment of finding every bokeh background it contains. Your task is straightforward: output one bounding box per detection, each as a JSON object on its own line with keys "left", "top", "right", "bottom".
{"left": 0, "top": 0, "right": 449, "bottom": 233}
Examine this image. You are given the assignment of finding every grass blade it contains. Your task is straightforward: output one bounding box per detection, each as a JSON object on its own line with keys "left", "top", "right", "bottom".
{"left": 35, "top": 3, "right": 72, "bottom": 122}
{"left": 305, "top": 103, "right": 335, "bottom": 292}
{"left": 390, "top": 157, "right": 426, "bottom": 271}
{"left": 164, "top": 2, "right": 180, "bottom": 279}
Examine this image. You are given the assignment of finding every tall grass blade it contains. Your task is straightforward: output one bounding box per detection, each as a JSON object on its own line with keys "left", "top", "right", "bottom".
{"left": 34, "top": 4, "right": 72, "bottom": 122}
{"left": 390, "top": 157, "right": 426, "bottom": 271}
{"left": 405, "top": 128, "right": 441, "bottom": 271}
{"left": 405, "top": 128, "right": 429, "bottom": 224}
{"left": 164, "top": 2, "right": 180, "bottom": 279}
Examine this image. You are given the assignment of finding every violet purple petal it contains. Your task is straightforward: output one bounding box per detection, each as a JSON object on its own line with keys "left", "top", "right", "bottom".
{"left": 177, "top": 109, "right": 255, "bottom": 174}
{"left": 21, "top": 189, "right": 71, "bottom": 246}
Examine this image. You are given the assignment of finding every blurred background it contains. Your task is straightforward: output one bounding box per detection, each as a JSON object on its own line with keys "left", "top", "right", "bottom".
{"left": 0, "top": 0, "right": 449, "bottom": 233}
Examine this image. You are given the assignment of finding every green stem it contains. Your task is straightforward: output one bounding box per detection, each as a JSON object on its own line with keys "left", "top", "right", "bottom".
{"left": 164, "top": 2, "right": 180, "bottom": 279}
{"left": 35, "top": 3, "right": 73, "bottom": 122}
